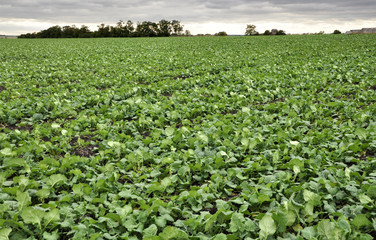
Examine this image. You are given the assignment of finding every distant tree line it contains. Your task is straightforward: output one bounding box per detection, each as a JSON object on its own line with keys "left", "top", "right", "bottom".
{"left": 18, "top": 20, "right": 187, "bottom": 38}
{"left": 245, "top": 25, "right": 286, "bottom": 36}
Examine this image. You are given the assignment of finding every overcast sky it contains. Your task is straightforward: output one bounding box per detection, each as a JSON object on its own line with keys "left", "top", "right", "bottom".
{"left": 1, "top": 0, "right": 375, "bottom": 35}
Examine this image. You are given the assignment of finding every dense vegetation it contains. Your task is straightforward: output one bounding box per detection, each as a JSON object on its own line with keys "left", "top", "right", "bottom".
{"left": 0, "top": 34, "right": 376, "bottom": 239}
{"left": 18, "top": 20, "right": 185, "bottom": 38}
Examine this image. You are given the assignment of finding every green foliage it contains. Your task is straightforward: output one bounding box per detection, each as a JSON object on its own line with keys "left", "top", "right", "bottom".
{"left": 19, "top": 19, "right": 185, "bottom": 38}
{"left": 245, "top": 24, "right": 258, "bottom": 35}
{"left": 1, "top": 34, "right": 376, "bottom": 238}
{"left": 214, "top": 31, "right": 228, "bottom": 36}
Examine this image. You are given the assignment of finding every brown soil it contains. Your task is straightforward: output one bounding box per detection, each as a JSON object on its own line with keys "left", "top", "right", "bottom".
{"left": 0, "top": 123, "right": 33, "bottom": 132}
{"left": 70, "top": 135, "right": 95, "bottom": 145}
{"left": 173, "top": 75, "right": 188, "bottom": 80}
{"left": 221, "top": 110, "right": 238, "bottom": 115}
{"left": 142, "top": 131, "right": 151, "bottom": 139}
{"left": 162, "top": 92, "right": 173, "bottom": 97}
{"left": 72, "top": 145, "right": 97, "bottom": 157}
{"left": 42, "top": 136, "right": 51, "bottom": 142}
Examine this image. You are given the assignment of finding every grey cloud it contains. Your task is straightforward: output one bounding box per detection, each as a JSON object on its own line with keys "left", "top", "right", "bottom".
{"left": 0, "top": 0, "right": 375, "bottom": 27}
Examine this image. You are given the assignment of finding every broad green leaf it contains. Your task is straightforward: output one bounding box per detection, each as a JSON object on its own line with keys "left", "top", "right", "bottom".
{"left": 0, "top": 148, "right": 12, "bottom": 156}
{"left": 3, "top": 158, "right": 25, "bottom": 167}
{"left": 359, "top": 193, "right": 373, "bottom": 205}
{"left": 229, "top": 212, "right": 244, "bottom": 232}
{"left": 211, "top": 233, "right": 227, "bottom": 240}
{"left": 248, "top": 139, "right": 258, "bottom": 150}
{"left": 43, "top": 231, "right": 59, "bottom": 240}
{"left": 303, "top": 189, "right": 320, "bottom": 205}
{"left": 198, "top": 133, "right": 209, "bottom": 143}
{"left": 165, "top": 127, "right": 175, "bottom": 137}
{"left": 317, "top": 220, "right": 334, "bottom": 238}
{"left": 352, "top": 214, "right": 371, "bottom": 228}
{"left": 241, "top": 107, "right": 250, "bottom": 114}
{"left": 285, "top": 211, "right": 296, "bottom": 227}
{"left": 355, "top": 128, "right": 367, "bottom": 140}
{"left": 272, "top": 212, "right": 287, "bottom": 233}
{"left": 143, "top": 224, "right": 158, "bottom": 237}
{"left": 161, "top": 177, "right": 172, "bottom": 189}
{"left": 46, "top": 174, "right": 67, "bottom": 187}
{"left": 338, "top": 219, "right": 351, "bottom": 233}
{"left": 21, "top": 207, "right": 44, "bottom": 226}
{"left": 159, "top": 226, "right": 188, "bottom": 239}
{"left": 205, "top": 211, "right": 220, "bottom": 232}
{"left": 36, "top": 189, "right": 50, "bottom": 199}
{"left": 44, "top": 209, "right": 60, "bottom": 227}
{"left": 290, "top": 141, "right": 300, "bottom": 146}
{"left": 16, "top": 191, "right": 31, "bottom": 211}
{"left": 108, "top": 141, "right": 121, "bottom": 148}
{"left": 51, "top": 123, "right": 60, "bottom": 129}
{"left": 259, "top": 214, "right": 276, "bottom": 239}
{"left": 367, "top": 185, "right": 376, "bottom": 199}
{"left": 0, "top": 228, "right": 12, "bottom": 240}
{"left": 303, "top": 190, "right": 315, "bottom": 202}
{"left": 241, "top": 137, "right": 249, "bottom": 146}
{"left": 301, "top": 226, "right": 316, "bottom": 239}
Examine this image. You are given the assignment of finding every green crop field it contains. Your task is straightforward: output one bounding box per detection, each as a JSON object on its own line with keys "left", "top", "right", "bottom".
{"left": 0, "top": 35, "right": 376, "bottom": 239}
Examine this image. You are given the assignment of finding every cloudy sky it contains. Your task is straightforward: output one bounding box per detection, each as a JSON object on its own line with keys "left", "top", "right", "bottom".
{"left": 1, "top": 0, "right": 375, "bottom": 35}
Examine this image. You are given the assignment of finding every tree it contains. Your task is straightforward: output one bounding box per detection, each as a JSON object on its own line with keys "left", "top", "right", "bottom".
{"left": 136, "top": 21, "right": 159, "bottom": 37}
{"left": 263, "top": 30, "right": 271, "bottom": 35}
{"left": 124, "top": 20, "right": 135, "bottom": 37}
{"left": 158, "top": 19, "right": 172, "bottom": 37}
{"left": 214, "top": 31, "right": 228, "bottom": 36}
{"left": 111, "top": 20, "right": 125, "bottom": 37}
{"left": 171, "top": 20, "right": 183, "bottom": 35}
{"left": 95, "top": 23, "right": 111, "bottom": 37}
{"left": 40, "top": 25, "right": 62, "bottom": 38}
{"left": 333, "top": 30, "right": 341, "bottom": 34}
{"left": 245, "top": 24, "right": 258, "bottom": 36}
{"left": 184, "top": 30, "right": 192, "bottom": 36}
{"left": 78, "top": 25, "right": 92, "bottom": 38}
{"left": 276, "top": 30, "right": 286, "bottom": 35}
{"left": 17, "top": 19, "right": 186, "bottom": 38}
{"left": 62, "top": 25, "right": 79, "bottom": 38}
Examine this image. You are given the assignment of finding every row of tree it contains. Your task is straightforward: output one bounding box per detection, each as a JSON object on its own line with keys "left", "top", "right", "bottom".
{"left": 245, "top": 25, "right": 286, "bottom": 36}
{"left": 18, "top": 20, "right": 187, "bottom": 38}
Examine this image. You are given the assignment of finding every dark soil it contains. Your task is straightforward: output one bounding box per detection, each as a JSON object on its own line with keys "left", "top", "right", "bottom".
{"left": 97, "top": 86, "right": 110, "bottom": 90}
{"left": 255, "top": 98, "right": 285, "bottom": 106}
{"left": 221, "top": 109, "right": 238, "bottom": 115}
{"left": 204, "top": 204, "right": 218, "bottom": 215}
{"left": 360, "top": 150, "right": 375, "bottom": 161}
{"left": 42, "top": 136, "right": 51, "bottom": 142}
{"left": 173, "top": 75, "right": 188, "bottom": 80}
{"left": 72, "top": 145, "right": 97, "bottom": 157}
{"left": 162, "top": 92, "right": 173, "bottom": 97}
{"left": 223, "top": 193, "right": 241, "bottom": 201}
{"left": 335, "top": 92, "right": 355, "bottom": 99}
{"left": 138, "top": 81, "right": 150, "bottom": 85}
{"left": 70, "top": 135, "right": 95, "bottom": 145}
{"left": 0, "top": 123, "right": 33, "bottom": 132}
{"left": 141, "top": 131, "right": 151, "bottom": 139}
